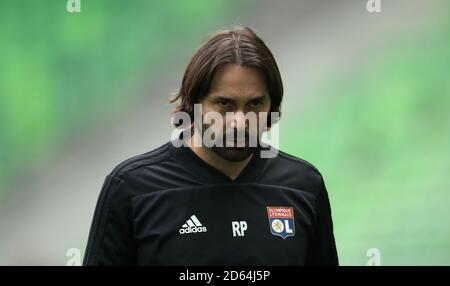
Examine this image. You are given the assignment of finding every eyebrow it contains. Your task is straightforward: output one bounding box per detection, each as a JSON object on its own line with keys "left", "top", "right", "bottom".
{"left": 211, "top": 94, "right": 269, "bottom": 102}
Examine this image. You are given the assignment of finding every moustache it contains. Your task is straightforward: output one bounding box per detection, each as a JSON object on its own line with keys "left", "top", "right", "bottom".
{"left": 221, "top": 130, "right": 259, "bottom": 147}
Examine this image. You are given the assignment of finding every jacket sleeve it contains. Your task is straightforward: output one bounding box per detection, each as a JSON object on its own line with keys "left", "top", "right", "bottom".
{"left": 304, "top": 176, "right": 339, "bottom": 266}
{"left": 83, "top": 174, "right": 136, "bottom": 265}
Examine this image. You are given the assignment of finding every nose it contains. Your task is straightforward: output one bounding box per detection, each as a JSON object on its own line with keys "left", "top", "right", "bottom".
{"left": 229, "top": 111, "right": 247, "bottom": 130}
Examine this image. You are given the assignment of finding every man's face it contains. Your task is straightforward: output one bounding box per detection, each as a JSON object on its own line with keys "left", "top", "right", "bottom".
{"left": 197, "top": 63, "right": 271, "bottom": 162}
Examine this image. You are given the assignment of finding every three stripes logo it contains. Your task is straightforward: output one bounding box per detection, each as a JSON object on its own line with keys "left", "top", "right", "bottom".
{"left": 179, "top": 214, "right": 207, "bottom": 235}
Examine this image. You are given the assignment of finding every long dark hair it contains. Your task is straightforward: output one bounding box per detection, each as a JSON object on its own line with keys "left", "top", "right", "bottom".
{"left": 170, "top": 26, "right": 283, "bottom": 128}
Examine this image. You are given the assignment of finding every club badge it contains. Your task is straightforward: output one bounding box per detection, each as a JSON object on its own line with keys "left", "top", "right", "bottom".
{"left": 267, "top": 206, "right": 295, "bottom": 239}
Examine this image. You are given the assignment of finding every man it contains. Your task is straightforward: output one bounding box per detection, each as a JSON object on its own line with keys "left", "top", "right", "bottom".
{"left": 83, "top": 26, "right": 338, "bottom": 266}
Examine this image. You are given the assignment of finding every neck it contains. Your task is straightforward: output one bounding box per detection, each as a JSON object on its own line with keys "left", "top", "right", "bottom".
{"left": 187, "top": 132, "right": 252, "bottom": 181}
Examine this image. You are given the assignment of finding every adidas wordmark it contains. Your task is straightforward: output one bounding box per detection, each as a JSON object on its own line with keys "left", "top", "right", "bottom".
{"left": 179, "top": 215, "right": 207, "bottom": 234}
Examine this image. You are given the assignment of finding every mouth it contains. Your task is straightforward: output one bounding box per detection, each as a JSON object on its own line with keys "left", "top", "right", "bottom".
{"left": 225, "top": 140, "right": 247, "bottom": 146}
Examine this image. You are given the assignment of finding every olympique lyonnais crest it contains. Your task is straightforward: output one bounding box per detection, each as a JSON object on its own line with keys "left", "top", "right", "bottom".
{"left": 267, "top": 206, "right": 295, "bottom": 239}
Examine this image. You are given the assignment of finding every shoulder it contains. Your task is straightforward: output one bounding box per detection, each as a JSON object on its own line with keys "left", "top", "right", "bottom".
{"left": 263, "top": 147, "right": 326, "bottom": 194}
{"left": 108, "top": 142, "right": 171, "bottom": 181}
{"left": 99, "top": 142, "right": 173, "bottom": 199}
{"left": 277, "top": 150, "right": 322, "bottom": 177}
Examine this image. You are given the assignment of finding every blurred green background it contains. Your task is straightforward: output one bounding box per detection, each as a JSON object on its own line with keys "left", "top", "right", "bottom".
{"left": 0, "top": 0, "right": 449, "bottom": 265}
{"left": 282, "top": 11, "right": 450, "bottom": 264}
{"left": 0, "top": 0, "right": 234, "bottom": 197}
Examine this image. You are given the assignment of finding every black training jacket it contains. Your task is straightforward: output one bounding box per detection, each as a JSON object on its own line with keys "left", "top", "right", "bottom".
{"left": 83, "top": 136, "right": 338, "bottom": 266}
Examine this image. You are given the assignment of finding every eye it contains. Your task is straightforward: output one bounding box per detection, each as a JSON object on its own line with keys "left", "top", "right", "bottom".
{"left": 248, "top": 100, "right": 263, "bottom": 108}
{"left": 216, "top": 99, "right": 232, "bottom": 108}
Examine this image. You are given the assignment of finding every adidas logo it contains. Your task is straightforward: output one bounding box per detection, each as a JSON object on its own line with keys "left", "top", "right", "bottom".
{"left": 179, "top": 215, "right": 207, "bottom": 234}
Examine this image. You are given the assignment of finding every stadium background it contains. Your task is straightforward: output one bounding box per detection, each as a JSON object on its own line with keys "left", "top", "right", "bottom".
{"left": 0, "top": 0, "right": 449, "bottom": 265}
